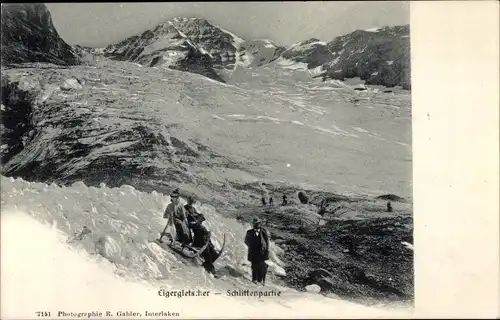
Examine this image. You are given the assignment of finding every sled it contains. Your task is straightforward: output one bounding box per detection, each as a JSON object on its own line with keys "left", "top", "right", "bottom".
{"left": 155, "top": 234, "right": 209, "bottom": 259}
{"left": 156, "top": 233, "right": 227, "bottom": 261}
{"left": 155, "top": 222, "right": 227, "bottom": 261}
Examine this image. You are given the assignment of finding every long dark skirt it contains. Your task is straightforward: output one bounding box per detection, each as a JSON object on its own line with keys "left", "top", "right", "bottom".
{"left": 198, "top": 241, "right": 217, "bottom": 274}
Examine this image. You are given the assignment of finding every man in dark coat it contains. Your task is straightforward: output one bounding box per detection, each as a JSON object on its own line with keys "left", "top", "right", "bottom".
{"left": 244, "top": 217, "right": 270, "bottom": 285}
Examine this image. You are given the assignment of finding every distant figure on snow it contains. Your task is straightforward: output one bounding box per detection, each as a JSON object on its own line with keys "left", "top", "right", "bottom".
{"left": 269, "top": 197, "right": 274, "bottom": 206}
{"left": 282, "top": 194, "right": 288, "bottom": 206}
{"left": 162, "top": 189, "right": 191, "bottom": 245}
{"left": 318, "top": 199, "right": 326, "bottom": 216}
{"left": 261, "top": 196, "right": 267, "bottom": 206}
{"left": 244, "top": 217, "right": 270, "bottom": 285}
{"left": 387, "top": 202, "right": 393, "bottom": 213}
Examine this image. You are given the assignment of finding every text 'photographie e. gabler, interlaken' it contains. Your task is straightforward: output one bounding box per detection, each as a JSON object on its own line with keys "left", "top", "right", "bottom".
{"left": 56, "top": 310, "right": 181, "bottom": 318}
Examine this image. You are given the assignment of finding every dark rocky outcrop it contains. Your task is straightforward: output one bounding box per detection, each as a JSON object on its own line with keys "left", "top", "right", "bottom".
{"left": 298, "top": 191, "right": 309, "bottom": 204}
{"left": 377, "top": 194, "right": 405, "bottom": 202}
{"left": 1, "top": 78, "right": 35, "bottom": 164}
{"left": 277, "top": 25, "right": 411, "bottom": 89}
{"left": 1, "top": 4, "right": 80, "bottom": 66}
{"left": 323, "top": 26, "right": 411, "bottom": 89}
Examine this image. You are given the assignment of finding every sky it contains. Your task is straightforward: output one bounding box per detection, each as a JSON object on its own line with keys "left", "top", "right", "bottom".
{"left": 46, "top": 2, "right": 409, "bottom": 48}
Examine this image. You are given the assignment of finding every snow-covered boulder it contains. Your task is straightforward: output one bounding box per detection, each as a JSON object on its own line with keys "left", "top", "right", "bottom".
{"left": 305, "top": 284, "right": 321, "bottom": 293}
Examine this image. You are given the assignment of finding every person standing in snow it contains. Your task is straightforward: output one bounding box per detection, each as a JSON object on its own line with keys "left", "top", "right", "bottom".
{"left": 244, "top": 217, "right": 270, "bottom": 285}
{"left": 387, "top": 201, "right": 393, "bottom": 212}
{"left": 282, "top": 194, "right": 288, "bottom": 206}
{"left": 162, "top": 189, "right": 191, "bottom": 245}
{"left": 261, "top": 196, "right": 267, "bottom": 206}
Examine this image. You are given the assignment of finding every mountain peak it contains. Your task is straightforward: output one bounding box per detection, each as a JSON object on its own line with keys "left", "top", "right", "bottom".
{"left": 171, "top": 16, "right": 209, "bottom": 24}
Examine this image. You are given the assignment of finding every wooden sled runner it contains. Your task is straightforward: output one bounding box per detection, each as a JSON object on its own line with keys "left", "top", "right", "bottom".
{"left": 155, "top": 230, "right": 227, "bottom": 261}
{"left": 155, "top": 220, "right": 229, "bottom": 260}
{"left": 155, "top": 234, "right": 209, "bottom": 259}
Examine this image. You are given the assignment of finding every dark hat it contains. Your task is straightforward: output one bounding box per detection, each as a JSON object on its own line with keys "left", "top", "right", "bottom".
{"left": 170, "top": 189, "right": 180, "bottom": 198}
{"left": 252, "top": 216, "right": 262, "bottom": 224}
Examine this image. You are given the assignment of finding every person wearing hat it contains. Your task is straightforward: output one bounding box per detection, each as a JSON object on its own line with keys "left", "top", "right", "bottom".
{"left": 162, "top": 189, "right": 191, "bottom": 245}
{"left": 184, "top": 196, "right": 199, "bottom": 228}
{"left": 244, "top": 216, "right": 270, "bottom": 285}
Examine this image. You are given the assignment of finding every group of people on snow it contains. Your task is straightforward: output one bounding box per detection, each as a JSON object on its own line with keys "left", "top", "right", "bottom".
{"left": 162, "top": 188, "right": 270, "bottom": 285}
{"left": 261, "top": 194, "right": 288, "bottom": 206}
{"left": 162, "top": 189, "right": 218, "bottom": 274}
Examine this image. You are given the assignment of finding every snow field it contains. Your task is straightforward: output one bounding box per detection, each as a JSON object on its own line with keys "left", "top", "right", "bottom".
{"left": 1, "top": 176, "right": 412, "bottom": 318}
{"left": 0, "top": 176, "right": 286, "bottom": 287}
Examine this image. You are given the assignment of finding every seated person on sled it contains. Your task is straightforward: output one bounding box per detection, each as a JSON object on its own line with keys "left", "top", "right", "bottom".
{"left": 162, "top": 189, "right": 191, "bottom": 245}
{"left": 185, "top": 196, "right": 218, "bottom": 274}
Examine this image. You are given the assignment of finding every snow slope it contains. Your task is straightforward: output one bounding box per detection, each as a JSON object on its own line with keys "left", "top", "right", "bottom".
{"left": 1, "top": 176, "right": 412, "bottom": 318}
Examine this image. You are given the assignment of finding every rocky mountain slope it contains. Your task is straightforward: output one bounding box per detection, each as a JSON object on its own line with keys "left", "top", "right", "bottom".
{"left": 99, "top": 18, "right": 410, "bottom": 89}
{"left": 168, "top": 17, "right": 246, "bottom": 71}
{"left": 102, "top": 19, "right": 224, "bottom": 82}
{"left": 102, "top": 17, "right": 286, "bottom": 79}
{"left": 323, "top": 25, "right": 411, "bottom": 89}
{"left": 277, "top": 25, "right": 410, "bottom": 89}
{"left": 1, "top": 3, "right": 80, "bottom": 66}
